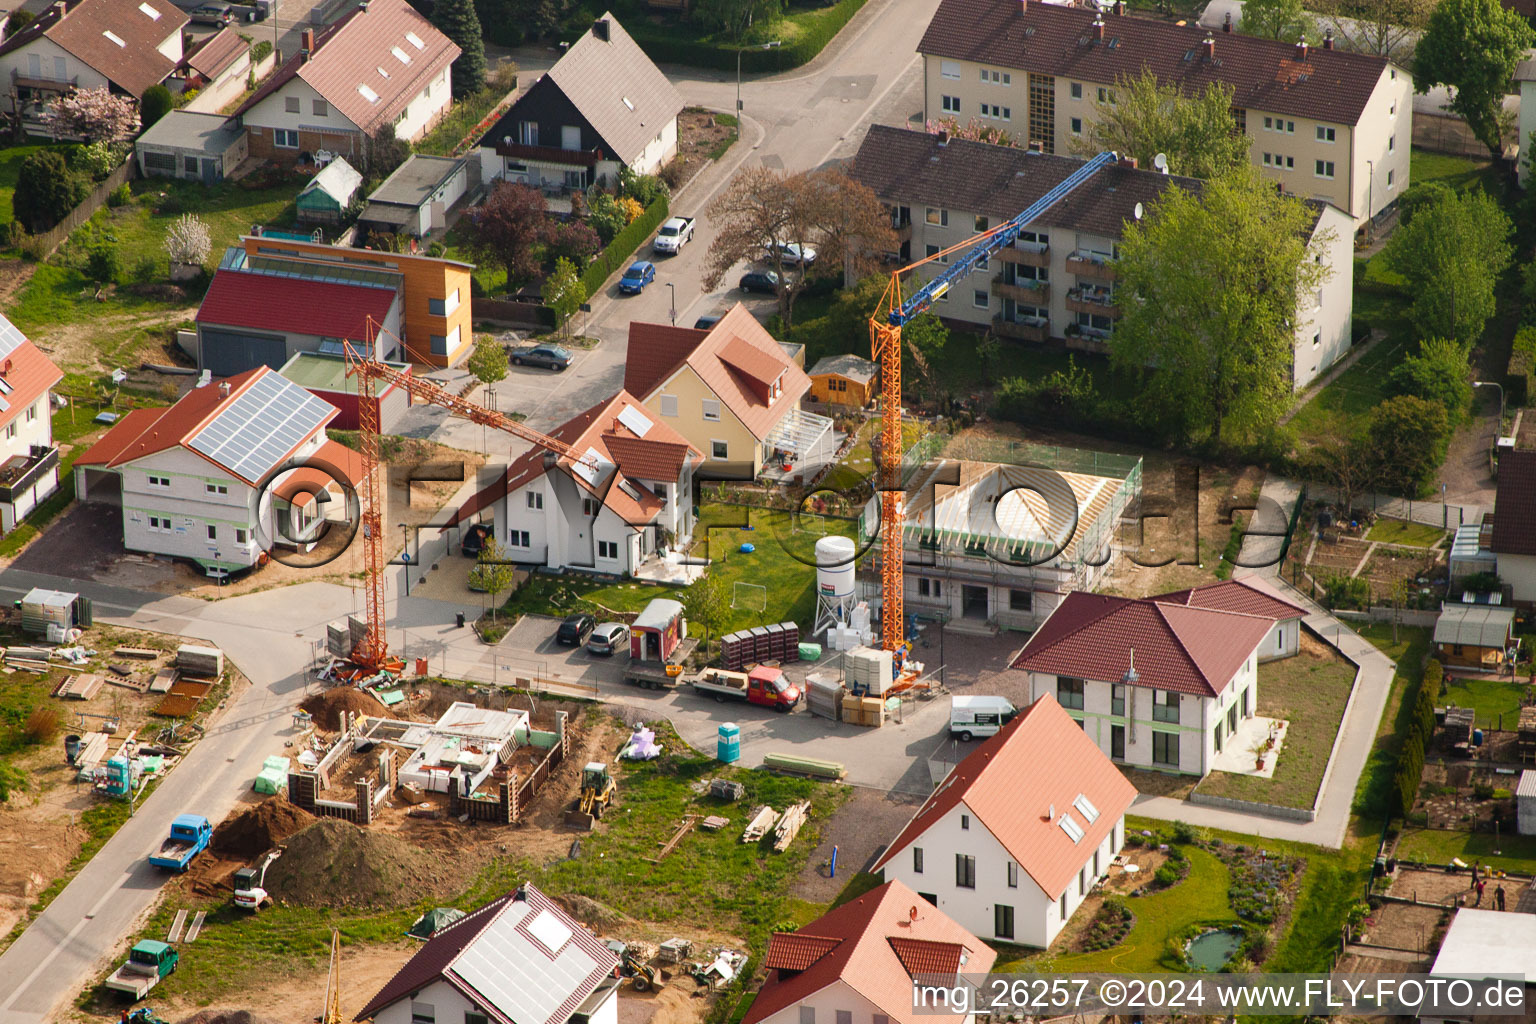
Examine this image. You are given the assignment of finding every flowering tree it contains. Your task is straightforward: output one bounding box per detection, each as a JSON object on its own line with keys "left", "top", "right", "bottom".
{"left": 42, "top": 88, "right": 138, "bottom": 142}
{"left": 164, "top": 214, "right": 212, "bottom": 268}
{"left": 925, "top": 117, "right": 1017, "bottom": 148}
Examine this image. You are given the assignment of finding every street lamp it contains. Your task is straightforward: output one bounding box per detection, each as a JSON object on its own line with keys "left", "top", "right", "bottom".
{"left": 399, "top": 521, "right": 411, "bottom": 596}
{"left": 1473, "top": 380, "right": 1506, "bottom": 424}
{"left": 666, "top": 281, "right": 676, "bottom": 325}
{"left": 736, "top": 40, "right": 781, "bottom": 119}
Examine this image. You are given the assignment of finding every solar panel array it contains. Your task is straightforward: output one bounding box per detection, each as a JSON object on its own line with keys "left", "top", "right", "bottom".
{"left": 188, "top": 372, "right": 333, "bottom": 483}
{"left": 451, "top": 901, "right": 604, "bottom": 1024}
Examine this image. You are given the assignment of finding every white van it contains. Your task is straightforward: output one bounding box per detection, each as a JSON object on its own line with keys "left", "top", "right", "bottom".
{"left": 950, "top": 696, "right": 1018, "bottom": 741}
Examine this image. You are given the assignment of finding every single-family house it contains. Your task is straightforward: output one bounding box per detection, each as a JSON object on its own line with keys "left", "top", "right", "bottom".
{"left": 0, "top": 315, "right": 65, "bottom": 535}
{"left": 0, "top": 0, "right": 186, "bottom": 122}
{"left": 1149, "top": 577, "right": 1307, "bottom": 662}
{"left": 874, "top": 693, "right": 1136, "bottom": 949}
{"left": 1009, "top": 584, "right": 1298, "bottom": 777}
{"left": 916, "top": 0, "right": 1411, "bottom": 227}
{"left": 1422, "top": 909, "right": 1536, "bottom": 1024}
{"left": 357, "top": 153, "right": 468, "bottom": 238}
{"left": 173, "top": 26, "right": 250, "bottom": 110}
{"left": 806, "top": 354, "right": 878, "bottom": 408}
{"left": 235, "top": 0, "right": 458, "bottom": 164}
{"left": 452, "top": 390, "right": 702, "bottom": 575}
{"left": 623, "top": 304, "right": 818, "bottom": 480}
{"left": 849, "top": 125, "right": 1355, "bottom": 391}
{"left": 296, "top": 156, "right": 364, "bottom": 223}
{"left": 475, "top": 13, "right": 683, "bottom": 193}
{"left": 73, "top": 366, "right": 363, "bottom": 575}
{"left": 356, "top": 883, "right": 622, "bottom": 1024}
{"left": 1434, "top": 603, "right": 1516, "bottom": 668}
{"left": 237, "top": 233, "right": 474, "bottom": 366}
{"left": 1490, "top": 448, "right": 1536, "bottom": 603}
{"left": 278, "top": 351, "right": 411, "bottom": 431}
{"left": 744, "top": 879, "right": 996, "bottom": 1024}
{"left": 135, "top": 110, "right": 248, "bottom": 182}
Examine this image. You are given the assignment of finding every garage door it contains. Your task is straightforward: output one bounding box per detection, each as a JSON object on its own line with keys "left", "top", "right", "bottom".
{"left": 201, "top": 327, "right": 288, "bottom": 376}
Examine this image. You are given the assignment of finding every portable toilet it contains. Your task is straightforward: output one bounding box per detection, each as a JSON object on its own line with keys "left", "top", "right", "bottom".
{"left": 717, "top": 722, "right": 740, "bottom": 764}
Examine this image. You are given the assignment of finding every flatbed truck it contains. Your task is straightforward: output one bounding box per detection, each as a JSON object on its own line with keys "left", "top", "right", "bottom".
{"left": 149, "top": 814, "right": 211, "bottom": 873}
{"left": 105, "top": 941, "right": 178, "bottom": 999}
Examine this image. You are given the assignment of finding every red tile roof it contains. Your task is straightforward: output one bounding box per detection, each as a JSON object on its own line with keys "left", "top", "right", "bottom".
{"left": 743, "top": 881, "right": 993, "bottom": 1024}
{"left": 1491, "top": 449, "right": 1536, "bottom": 556}
{"left": 1010, "top": 591, "right": 1275, "bottom": 697}
{"left": 0, "top": 324, "right": 64, "bottom": 434}
{"left": 185, "top": 26, "right": 247, "bottom": 79}
{"left": 873, "top": 694, "right": 1136, "bottom": 900}
{"left": 275, "top": 439, "right": 365, "bottom": 501}
{"left": 719, "top": 334, "right": 785, "bottom": 392}
{"left": 886, "top": 937, "right": 967, "bottom": 977}
{"left": 623, "top": 322, "right": 707, "bottom": 398}
{"left": 1151, "top": 577, "right": 1306, "bottom": 622}
{"left": 0, "top": 0, "right": 188, "bottom": 97}
{"left": 197, "top": 270, "right": 398, "bottom": 342}
{"left": 763, "top": 933, "right": 843, "bottom": 972}
{"left": 602, "top": 433, "right": 692, "bottom": 483}
{"left": 918, "top": 0, "right": 1393, "bottom": 126}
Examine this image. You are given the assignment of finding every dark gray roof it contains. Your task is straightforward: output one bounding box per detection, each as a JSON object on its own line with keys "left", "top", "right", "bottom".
{"left": 135, "top": 110, "right": 243, "bottom": 155}
{"left": 366, "top": 154, "right": 466, "bottom": 209}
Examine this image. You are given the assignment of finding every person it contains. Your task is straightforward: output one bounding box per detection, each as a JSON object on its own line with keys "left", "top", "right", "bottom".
{"left": 1475, "top": 877, "right": 1486, "bottom": 906}
{"left": 1496, "top": 885, "right": 1506, "bottom": 911}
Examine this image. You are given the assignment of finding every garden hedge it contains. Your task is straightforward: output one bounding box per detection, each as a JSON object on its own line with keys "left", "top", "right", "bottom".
{"left": 619, "top": 0, "right": 868, "bottom": 73}
{"left": 579, "top": 195, "right": 668, "bottom": 299}
{"left": 1507, "top": 326, "right": 1536, "bottom": 407}
{"left": 1391, "top": 659, "right": 1441, "bottom": 817}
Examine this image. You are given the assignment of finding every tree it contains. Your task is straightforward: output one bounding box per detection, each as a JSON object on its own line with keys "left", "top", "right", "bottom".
{"left": 12, "top": 149, "right": 84, "bottom": 232}
{"left": 584, "top": 193, "right": 627, "bottom": 246}
{"left": 545, "top": 220, "right": 600, "bottom": 268}
{"left": 1240, "top": 0, "right": 1311, "bottom": 41}
{"left": 1413, "top": 0, "right": 1534, "bottom": 158}
{"left": 1367, "top": 395, "right": 1450, "bottom": 497}
{"left": 1109, "top": 167, "right": 1328, "bottom": 445}
{"left": 1306, "top": 434, "right": 1378, "bottom": 515}
{"left": 683, "top": 569, "right": 731, "bottom": 644}
{"left": 463, "top": 181, "right": 549, "bottom": 291}
{"left": 1310, "top": 0, "right": 1433, "bottom": 61}
{"left": 85, "top": 244, "right": 119, "bottom": 287}
{"left": 926, "top": 116, "right": 1017, "bottom": 147}
{"left": 432, "top": 0, "right": 487, "bottom": 97}
{"left": 800, "top": 169, "right": 896, "bottom": 288}
{"left": 3, "top": 9, "right": 34, "bottom": 39}
{"left": 1382, "top": 186, "right": 1512, "bottom": 344}
{"left": 466, "top": 334, "right": 508, "bottom": 386}
{"left": 365, "top": 123, "right": 410, "bottom": 177}
{"left": 140, "top": 85, "right": 173, "bottom": 129}
{"left": 901, "top": 311, "right": 949, "bottom": 404}
{"left": 1387, "top": 338, "right": 1473, "bottom": 423}
{"left": 691, "top": 0, "right": 783, "bottom": 43}
{"left": 541, "top": 257, "right": 586, "bottom": 339}
{"left": 164, "top": 213, "right": 211, "bottom": 267}
{"left": 41, "top": 87, "right": 137, "bottom": 142}
{"left": 468, "top": 536, "right": 516, "bottom": 616}
{"left": 1070, "top": 70, "right": 1249, "bottom": 180}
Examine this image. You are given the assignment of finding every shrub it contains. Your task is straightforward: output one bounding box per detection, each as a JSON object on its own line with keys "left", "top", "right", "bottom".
{"left": 1509, "top": 326, "right": 1536, "bottom": 406}
{"left": 0, "top": 220, "right": 22, "bottom": 249}
{"left": 1153, "top": 863, "right": 1183, "bottom": 887}
{"left": 579, "top": 195, "right": 668, "bottom": 299}
{"left": 1473, "top": 781, "right": 1495, "bottom": 799}
{"left": 251, "top": 39, "right": 272, "bottom": 63}
{"left": 140, "top": 84, "right": 173, "bottom": 128}
{"left": 107, "top": 183, "right": 132, "bottom": 208}
{"left": 22, "top": 706, "right": 59, "bottom": 744}
{"left": 18, "top": 233, "right": 46, "bottom": 261}
{"left": 13, "top": 149, "right": 86, "bottom": 233}
{"left": 131, "top": 254, "right": 159, "bottom": 284}
{"left": 618, "top": 166, "right": 669, "bottom": 208}
{"left": 659, "top": 160, "right": 686, "bottom": 190}
{"left": 86, "top": 243, "right": 120, "bottom": 286}
{"left": 622, "top": 0, "right": 870, "bottom": 73}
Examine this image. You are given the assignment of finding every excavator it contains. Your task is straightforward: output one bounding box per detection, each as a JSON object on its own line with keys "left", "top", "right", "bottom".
{"left": 564, "top": 763, "right": 616, "bottom": 830}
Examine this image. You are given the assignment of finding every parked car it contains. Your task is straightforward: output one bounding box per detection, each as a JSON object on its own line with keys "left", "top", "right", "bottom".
{"left": 693, "top": 314, "right": 723, "bottom": 330}
{"left": 461, "top": 523, "right": 493, "bottom": 557}
{"left": 587, "top": 622, "right": 630, "bottom": 656}
{"left": 511, "top": 344, "right": 571, "bottom": 371}
{"left": 188, "top": 1, "right": 233, "bottom": 24}
{"left": 618, "top": 261, "right": 656, "bottom": 294}
{"left": 739, "top": 270, "right": 780, "bottom": 294}
{"left": 556, "top": 612, "right": 596, "bottom": 646}
{"left": 767, "top": 241, "right": 817, "bottom": 266}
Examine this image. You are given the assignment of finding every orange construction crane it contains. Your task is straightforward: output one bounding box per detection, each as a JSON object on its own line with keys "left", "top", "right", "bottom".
{"left": 341, "top": 318, "right": 592, "bottom": 672}
{"left": 868, "top": 151, "right": 1118, "bottom": 651}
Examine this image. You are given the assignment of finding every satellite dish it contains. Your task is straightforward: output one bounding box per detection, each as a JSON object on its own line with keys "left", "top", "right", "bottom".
{"left": 1153, "top": 153, "right": 1169, "bottom": 173}
{"left": 1133, "top": 202, "right": 1143, "bottom": 221}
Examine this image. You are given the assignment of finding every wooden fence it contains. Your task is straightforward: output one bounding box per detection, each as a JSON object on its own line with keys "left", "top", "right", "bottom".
{"left": 35, "top": 157, "right": 136, "bottom": 256}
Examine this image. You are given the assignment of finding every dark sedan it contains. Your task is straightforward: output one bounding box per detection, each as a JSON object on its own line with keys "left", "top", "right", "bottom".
{"left": 739, "top": 270, "right": 780, "bottom": 294}
{"left": 556, "top": 612, "right": 596, "bottom": 646}
{"left": 510, "top": 344, "right": 572, "bottom": 370}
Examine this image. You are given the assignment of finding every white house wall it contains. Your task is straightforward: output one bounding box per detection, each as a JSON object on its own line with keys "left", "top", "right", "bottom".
{"left": 391, "top": 65, "right": 451, "bottom": 142}
{"left": 0, "top": 38, "right": 110, "bottom": 113}
{"left": 754, "top": 979, "right": 896, "bottom": 1024}
{"left": 245, "top": 77, "right": 362, "bottom": 139}
{"left": 1259, "top": 618, "right": 1300, "bottom": 663}
{"left": 629, "top": 116, "right": 677, "bottom": 176}
{"left": 1497, "top": 552, "right": 1536, "bottom": 603}
{"left": 1291, "top": 204, "right": 1355, "bottom": 391}
{"left": 372, "top": 979, "right": 479, "bottom": 1024}
{"left": 0, "top": 392, "right": 56, "bottom": 532}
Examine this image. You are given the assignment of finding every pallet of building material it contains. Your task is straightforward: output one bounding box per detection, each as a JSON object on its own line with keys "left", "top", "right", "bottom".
{"left": 658, "top": 939, "right": 693, "bottom": 964}
{"left": 55, "top": 673, "right": 104, "bottom": 701}
{"left": 700, "top": 815, "right": 730, "bottom": 832}
{"left": 762, "top": 753, "right": 847, "bottom": 781}
{"left": 148, "top": 668, "right": 179, "bottom": 694}
{"left": 154, "top": 694, "right": 202, "bottom": 718}
{"left": 176, "top": 644, "right": 224, "bottom": 678}
{"left": 741, "top": 805, "right": 777, "bottom": 842}
{"left": 773, "top": 801, "right": 811, "bottom": 853}
{"left": 708, "top": 779, "right": 744, "bottom": 801}
{"left": 649, "top": 815, "right": 699, "bottom": 863}
{"left": 73, "top": 732, "right": 109, "bottom": 771}
{"left": 108, "top": 674, "right": 152, "bottom": 693}
{"left": 114, "top": 646, "right": 160, "bottom": 660}
{"left": 5, "top": 646, "right": 53, "bottom": 662}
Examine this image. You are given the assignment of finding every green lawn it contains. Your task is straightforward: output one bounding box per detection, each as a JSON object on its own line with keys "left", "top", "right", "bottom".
{"left": 499, "top": 573, "right": 679, "bottom": 622}
{"left": 1409, "top": 150, "right": 1502, "bottom": 196}
{"left": 1395, "top": 828, "right": 1536, "bottom": 877}
{"left": 1353, "top": 625, "right": 1432, "bottom": 818}
{"left": 1194, "top": 645, "right": 1357, "bottom": 809}
{"left": 1365, "top": 519, "right": 1445, "bottom": 548}
{"left": 1440, "top": 674, "right": 1528, "bottom": 730}
{"left": 1287, "top": 331, "right": 1408, "bottom": 444}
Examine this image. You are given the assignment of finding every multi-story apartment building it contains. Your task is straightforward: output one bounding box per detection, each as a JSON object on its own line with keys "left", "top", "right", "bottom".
{"left": 850, "top": 125, "right": 1355, "bottom": 391}
{"left": 917, "top": 0, "right": 1411, "bottom": 227}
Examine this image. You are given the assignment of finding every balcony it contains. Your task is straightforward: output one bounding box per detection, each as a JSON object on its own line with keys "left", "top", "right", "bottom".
{"left": 0, "top": 445, "right": 58, "bottom": 505}
{"left": 493, "top": 141, "right": 602, "bottom": 167}
{"left": 1065, "top": 287, "right": 1120, "bottom": 318}
{"left": 991, "top": 276, "right": 1049, "bottom": 304}
{"left": 997, "top": 242, "right": 1050, "bottom": 269}
{"left": 1066, "top": 252, "right": 1117, "bottom": 281}
{"left": 992, "top": 314, "right": 1049, "bottom": 343}
{"left": 11, "top": 68, "right": 76, "bottom": 92}
{"left": 892, "top": 221, "right": 912, "bottom": 243}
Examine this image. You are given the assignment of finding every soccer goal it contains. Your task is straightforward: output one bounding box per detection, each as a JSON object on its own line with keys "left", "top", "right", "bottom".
{"left": 732, "top": 581, "right": 768, "bottom": 613}
{"left": 793, "top": 513, "right": 827, "bottom": 537}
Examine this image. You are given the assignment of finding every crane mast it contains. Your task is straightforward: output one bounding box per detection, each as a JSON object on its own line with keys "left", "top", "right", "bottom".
{"left": 867, "top": 151, "right": 1118, "bottom": 651}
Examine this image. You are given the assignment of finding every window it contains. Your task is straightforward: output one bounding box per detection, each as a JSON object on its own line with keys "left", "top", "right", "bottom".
{"left": 410, "top": 1005, "right": 435, "bottom": 1024}
{"left": 184, "top": 155, "right": 198, "bottom": 175}
{"left": 913, "top": 846, "right": 924, "bottom": 873}
{"left": 659, "top": 395, "right": 678, "bottom": 417}
{"left": 955, "top": 854, "right": 976, "bottom": 888}
{"left": 466, "top": 1015, "right": 490, "bottom": 1024}
{"left": 1079, "top": 867, "right": 1087, "bottom": 896}
{"left": 235, "top": 528, "right": 249, "bottom": 544}
{"left": 940, "top": 59, "right": 960, "bottom": 80}
{"left": 428, "top": 289, "right": 461, "bottom": 316}
{"left": 1387, "top": 169, "right": 1395, "bottom": 188}
{"left": 974, "top": 215, "right": 989, "bottom": 231}
{"left": 1070, "top": 81, "right": 1082, "bottom": 99}
{"left": 873, "top": 1016, "right": 889, "bottom": 1024}
{"left": 994, "top": 904, "right": 1014, "bottom": 940}
{"left": 518, "top": 120, "right": 538, "bottom": 145}
{"left": 582, "top": 497, "right": 599, "bottom": 517}
{"left": 1007, "top": 861, "right": 1018, "bottom": 888}
{"left": 206, "top": 524, "right": 216, "bottom": 540}
{"left": 1008, "top": 589, "right": 1032, "bottom": 611}
{"left": 941, "top": 95, "right": 960, "bottom": 113}
{"left": 1283, "top": 119, "right": 1295, "bottom": 133}
{"left": 972, "top": 289, "right": 988, "bottom": 309}
{"left": 1153, "top": 690, "right": 1179, "bottom": 723}
{"left": 509, "top": 530, "right": 530, "bottom": 547}
{"left": 1315, "top": 159, "right": 1335, "bottom": 179}
{"left": 711, "top": 440, "right": 728, "bottom": 459}
{"left": 1388, "top": 134, "right": 1395, "bottom": 153}
{"left": 800, "top": 1009, "right": 816, "bottom": 1024}
{"left": 1389, "top": 101, "right": 1396, "bottom": 117}
{"left": 429, "top": 324, "right": 461, "bottom": 356}
{"left": 1060, "top": 893, "right": 1067, "bottom": 918}
{"left": 926, "top": 207, "right": 947, "bottom": 226}
{"left": 1285, "top": 155, "right": 1295, "bottom": 169}
{"left": 836, "top": 1012, "right": 852, "bottom": 1024}
{"left": 274, "top": 128, "right": 299, "bottom": 148}
{"left": 959, "top": 813, "right": 970, "bottom": 830}
{"left": 1111, "top": 683, "right": 1125, "bottom": 716}
{"left": 285, "top": 96, "right": 300, "bottom": 113}
{"left": 148, "top": 474, "right": 171, "bottom": 488}
{"left": 702, "top": 399, "right": 721, "bottom": 421}
{"left": 598, "top": 540, "right": 618, "bottom": 559}
{"left": 527, "top": 492, "right": 543, "bottom": 510}
{"left": 918, "top": 578, "right": 941, "bottom": 597}
{"left": 1110, "top": 724, "right": 1125, "bottom": 759}
{"left": 1153, "top": 731, "right": 1180, "bottom": 767}
{"left": 1097, "top": 87, "right": 1108, "bottom": 102}
{"left": 1071, "top": 117, "right": 1082, "bottom": 135}
{"left": 313, "top": 99, "right": 328, "bottom": 116}
{"left": 1057, "top": 676, "right": 1084, "bottom": 710}
{"left": 205, "top": 483, "right": 228, "bottom": 495}
{"left": 1312, "top": 331, "right": 1321, "bottom": 348}
{"left": 925, "top": 244, "right": 939, "bottom": 260}
{"left": 147, "top": 515, "right": 171, "bottom": 533}
{"left": 1316, "top": 125, "right": 1335, "bottom": 142}
{"left": 1093, "top": 850, "right": 1100, "bottom": 877}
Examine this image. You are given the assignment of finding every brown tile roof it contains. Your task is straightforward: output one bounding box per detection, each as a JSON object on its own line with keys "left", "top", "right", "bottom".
{"left": 623, "top": 322, "right": 707, "bottom": 398}
{"left": 918, "top": 0, "right": 1392, "bottom": 125}
{"left": 851, "top": 124, "right": 1203, "bottom": 239}
{"left": 718, "top": 334, "right": 786, "bottom": 395}
{"left": 185, "top": 26, "right": 247, "bottom": 80}
{"left": 1151, "top": 577, "right": 1306, "bottom": 621}
{"left": 872, "top": 694, "right": 1137, "bottom": 900}
{"left": 237, "top": 0, "right": 458, "bottom": 135}
{"left": 1491, "top": 449, "right": 1536, "bottom": 556}
{"left": 763, "top": 933, "right": 843, "bottom": 972}
{"left": 1010, "top": 591, "right": 1276, "bottom": 697}
{"left": 742, "top": 881, "right": 994, "bottom": 1024}
{"left": 886, "top": 938, "right": 967, "bottom": 977}
{"left": 0, "top": 0, "right": 187, "bottom": 96}
{"left": 602, "top": 433, "right": 692, "bottom": 483}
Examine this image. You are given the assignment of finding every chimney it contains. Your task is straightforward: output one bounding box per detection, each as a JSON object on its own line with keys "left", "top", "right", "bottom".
{"left": 1202, "top": 32, "right": 1215, "bottom": 58}
{"left": 300, "top": 27, "right": 313, "bottom": 57}
{"left": 1120, "top": 155, "right": 1137, "bottom": 169}
{"left": 1296, "top": 35, "right": 1308, "bottom": 61}
{"left": 936, "top": 128, "right": 949, "bottom": 145}
{"left": 592, "top": 17, "right": 609, "bottom": 41}
{"left": 1222, "top": 10, "right": 1231, "bottom": 31}
{"left": 219, "top": 381, "right": 231, "bottom": 398}
{"left": 1114, "top": 0, "right": 1125, "bottom": 13}
{"left": 1019, "top": 0, "right": 1026, "bottom": 12}
{"left": 357, "top": 0, "right": 367, "bottom": 9}
{"left": 1092, "top": 16, "right": 1104, "bottom": 40}
{"left": 1322, "top": 27, "right": 1334, "bottom": 49}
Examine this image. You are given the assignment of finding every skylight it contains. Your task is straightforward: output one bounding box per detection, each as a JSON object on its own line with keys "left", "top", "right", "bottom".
{"left": 1073, "top": 794, "right": 1100, "bottom": 824}
{"left": 376, "top": 65, "right": 390, "bottom": 78}
{"left": 103, "top": 29, "right": 125, "bottom": 46}
{"left": 391, "top": 45, "right": 410, "bottom": 64}
{"left": 526, "top": 909, "right": 571, "bottom": 955}
{"left": 1058, "top": 812, "right": 1084, "bottom": 842}
{"left": 405, "top": 30, "right": 425, "bottom": 49}
{"left": 357, "top": 83, "right": 379, "bottom": 102}
{"left": 621, "top": 96, "right": 634, "bottom": 110}
{"left": 138, "top": 2, "right": 161, "bottom": 18}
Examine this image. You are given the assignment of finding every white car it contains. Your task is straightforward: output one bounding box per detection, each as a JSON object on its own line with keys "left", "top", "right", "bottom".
{"left": 767, "top": 241, "right": 817, "bottom": 267}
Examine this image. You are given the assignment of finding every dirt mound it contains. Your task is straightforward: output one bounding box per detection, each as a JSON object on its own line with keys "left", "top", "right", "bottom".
{"left": 300, "top": 687, "right": 386, "bottom": 731}
{"left": 555, "top": 893, "right": 636, "bottom": 933}
{"left": 177, "top": 1012, "right": 278, "bottom": 1024}
{"left": 263, "top": 818, "right": 445, "bottom": 908}
{"left": 212, "top": 799, "right": 316, "bottom": 858}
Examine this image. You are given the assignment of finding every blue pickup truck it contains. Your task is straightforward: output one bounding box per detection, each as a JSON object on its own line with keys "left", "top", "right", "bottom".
{"left": 149, "top": 814, "right": 212, "bottom": 873}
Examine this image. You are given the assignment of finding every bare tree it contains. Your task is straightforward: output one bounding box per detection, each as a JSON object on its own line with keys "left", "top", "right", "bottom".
{"left": 1309, "top": 0, "right": 1434, "bottom": 61}
{"left": 801, "top": 169, "right": 896, "bottom": 288}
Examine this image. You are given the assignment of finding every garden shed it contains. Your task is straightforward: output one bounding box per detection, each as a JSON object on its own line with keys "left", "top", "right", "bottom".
{"left": 1519, "top": 770, "right": 1536, "bottom": 836}
{"left": 357, "top": 154, "right": 468, "bottom": 238}
{"left": 135, "top": 111, "right": 248, "bottom": 182}
{"left": 1433, "top": 603, "right": 1515, "bottom": 668}
{"left": 806, "top": 354, "right": 877, "bottom": 407}
{"left": 631, "top": 598, "right": 685, "bottom": 663}
{"left": 296, "top": 157, "right": 363, "bottom": 224}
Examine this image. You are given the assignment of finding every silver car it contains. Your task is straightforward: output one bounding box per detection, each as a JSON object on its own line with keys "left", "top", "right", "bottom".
{"left": 587, "top": 622, "right": 630, "bottom": 656}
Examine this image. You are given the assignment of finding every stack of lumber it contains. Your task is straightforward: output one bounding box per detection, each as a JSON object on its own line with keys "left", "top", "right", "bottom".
{"left": 840, "top": 692, "right": 884, "bottom": 727}
{"left": 700, "top": 815, "right": 730, "bottom": 832}
{"left": 4, "top": 646, "right": 53, "bottom": 672}
{"left": 72, "top": 732, "right": 109, "bottom": 771}
{"left": 1518, "top": 706, "right": 1536, "bottom": 763}
{"left": 762, "top": 753, "right": 847, "bottom": 780}
{"left": 53, "top": 673, "right": 103, "bottom": 700}
{"left": 773, "top": 801, "right": 811, "bottom": 853}
{"left": 741, "top": 805, "right": 777, "bottom": 842}
{"left": 658, "top": 939, "right": 693, "bottom": 964}
{"left": 114, "top": 646, "right": 159, "bottom": 660}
